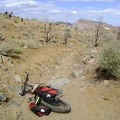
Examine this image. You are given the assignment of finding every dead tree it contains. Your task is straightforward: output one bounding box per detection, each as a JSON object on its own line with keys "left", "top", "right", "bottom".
{"left": 44, "top": 20, "right": 54, "bottom": 42}
{"left": 94, "top": 19, "right": 102, "bottom": 47}
{"left": 21, "top": 18, "right": 23, "bottom": 22}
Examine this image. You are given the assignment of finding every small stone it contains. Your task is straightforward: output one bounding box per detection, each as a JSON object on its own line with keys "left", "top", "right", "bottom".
{"left": 14, "top": 74, "right": 22, "bottom": 83}
{"left": 7, "top": 59, "right": 14, "bottom": 67}
{"left": 48, "top": 77, "right": 70, "bottom": 87}
{"left": 82, "top": 54, "right": 92, "bottom": 64}
{"left": 0, "top": 92, "right": 7, "bottom": 102}
{"left": 90, "top": 49, "right": 97, "bottom": 58}
{"left": 71, "top": 70, "right": 83, "bottom": 78}
{"left": 10, "top": 102, "right": 20, "bottom": 107}
{"left": 88, "top": 58, "right": 95, "bottom": 64}
{"left": 104, "top": 80, "right": 109, "bottom": 86}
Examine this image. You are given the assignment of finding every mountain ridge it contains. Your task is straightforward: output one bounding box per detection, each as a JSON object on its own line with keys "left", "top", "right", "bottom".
{"left": 73, "top": 18, "right": 114, "bottom": 30}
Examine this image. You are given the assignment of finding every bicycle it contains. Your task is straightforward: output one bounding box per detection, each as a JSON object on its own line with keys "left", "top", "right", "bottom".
{"left": 20, "top": 72, "right": 71, "bottom": 113}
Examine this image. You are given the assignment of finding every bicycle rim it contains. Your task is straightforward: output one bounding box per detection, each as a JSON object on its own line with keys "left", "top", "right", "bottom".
{"left": 41, "top": 98, "right": 71, "bottom": 113}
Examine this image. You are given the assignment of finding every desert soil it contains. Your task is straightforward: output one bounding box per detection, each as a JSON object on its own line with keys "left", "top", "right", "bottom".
{"left": 0, "top": 44, "right": 120, "bottom": 120}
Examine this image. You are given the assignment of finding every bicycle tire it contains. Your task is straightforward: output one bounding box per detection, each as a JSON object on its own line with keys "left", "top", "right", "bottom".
{"left": 41, "top": 98, "right": 71, "bottom": 113}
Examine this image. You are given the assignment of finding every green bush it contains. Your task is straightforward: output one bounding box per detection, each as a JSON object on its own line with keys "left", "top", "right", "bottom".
{"left": 0, "top": 43, "right": 22, "bottom": 56}
{"left": 97, "top": 41, "right": 120, "bottom": 79}
{"left": 14, "top": 19, "right": 18, "bottom": 23}
{"left": 15, "top": 39, "right": 26, "bottom": 46}
{"left": 26, "top": 39, "right": 39, "bottom": 49}
{"left": 13, "top": 47, "right": 23, "bottom": 54}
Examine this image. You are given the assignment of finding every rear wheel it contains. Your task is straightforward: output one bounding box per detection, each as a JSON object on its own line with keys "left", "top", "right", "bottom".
{"left": 41, "top": 98, "right": 71, "bottom": 113}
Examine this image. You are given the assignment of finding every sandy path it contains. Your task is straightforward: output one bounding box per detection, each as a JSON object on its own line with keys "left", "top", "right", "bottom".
{"left": 0, "top": 45, "right": 120, "bottom": 120}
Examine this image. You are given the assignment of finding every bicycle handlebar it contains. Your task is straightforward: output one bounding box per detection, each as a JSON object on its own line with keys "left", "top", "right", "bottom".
{"left": 20, "top": 72, "right": 29, "bottom": 96}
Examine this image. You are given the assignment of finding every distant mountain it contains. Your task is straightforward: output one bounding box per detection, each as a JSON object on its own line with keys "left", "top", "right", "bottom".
{"left": 54, "top": 21, "right": 72, "bottom": 26}
{"left": 73, "top": 18, "right": 114, "bottom": 30}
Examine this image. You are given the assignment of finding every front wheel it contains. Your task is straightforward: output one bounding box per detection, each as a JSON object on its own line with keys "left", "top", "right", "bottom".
{"left": 41, "top": 98, "right": 71, "bottom": 113}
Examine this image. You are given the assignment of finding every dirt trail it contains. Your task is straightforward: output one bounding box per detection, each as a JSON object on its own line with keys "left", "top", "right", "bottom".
{"left": 0, "top": 45, "right": 120, "bottom": 120}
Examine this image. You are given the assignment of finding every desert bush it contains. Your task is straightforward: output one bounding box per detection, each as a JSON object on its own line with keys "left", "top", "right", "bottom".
{"left": 116, "top": 27, "right": 120, "bottom": 40}
{"left": 117, "top": 31, "right": 120, "bottom": 40}
{"left": 14, "top": 19, "right": 18, "bottom": 23}
{"left": 22, "top": 32, "right": 29, "bottom": 36}
{"left": 0, "top": 43, "right": 22, "bottom": 55}
{"left": 13, "top": 47, "right": 23, "bottom": 54}
{"left": 25, "top": 39, "right": 39, "bottom": 49}
{"left": 15, "top": 39, "right": 26, "bottom": 46}
{"left": 97, "top": 41, "right": 120, "bottom": 79}
{"left": 15, "top": 39, "right": 39, "bottom": 49}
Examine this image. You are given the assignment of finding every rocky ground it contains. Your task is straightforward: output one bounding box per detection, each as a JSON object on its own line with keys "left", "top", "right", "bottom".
{"left": 0, "top": 43, "right": 120, "bottom": 120}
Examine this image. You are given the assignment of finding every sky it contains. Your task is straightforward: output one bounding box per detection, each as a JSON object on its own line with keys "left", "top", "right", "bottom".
{"left": 0, "top": 0, "right": 120, "bottom": 26}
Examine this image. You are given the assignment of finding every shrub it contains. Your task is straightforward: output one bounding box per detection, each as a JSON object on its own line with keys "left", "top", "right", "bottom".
{"left": 14, "top": 19, "right": 18, "bottom": 23}
{"left": 25, "top": 39, "right": 39, "bottom": 49}
{"left": 117, "top": 31, "right": 120, "bottom": 40}
{"left": 15, "top": 39, "right": 26, "bottom": 46}
{"left": 23, "top": 32, "right": 29, "bottom": 36}
{"left": 0, "top": 43, "right": 22, "bottom": 56}
{"left": 13, "top": 47, "right": 23, "bottom": 54}
{"left": 15, "top": 39, "right": 39, "bottom": 49}
{"left": 97, "top": 41, "right": 120, "bottom": 79}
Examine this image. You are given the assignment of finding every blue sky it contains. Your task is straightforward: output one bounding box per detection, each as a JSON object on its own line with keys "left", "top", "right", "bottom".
{"left": 0, "top": 0, "right": 120, "bottom": 26}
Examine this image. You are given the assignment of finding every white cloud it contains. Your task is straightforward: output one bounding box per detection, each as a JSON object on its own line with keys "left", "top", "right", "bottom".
{"left": 0, "top": 0, "right": 56, "bottom": 18}
{"left": 47, "top": 10, "right": 61, "bottom": 13}
{"left": 86, "top": 8, "right": 120, "bottom": 16}
{"left": 2, "top": 0, "right": 38, "bottom": 8}
{"left": 0, "top": 0, "right": 54, "bottom": 8}
{"left": 72, "top": 11, "right": 78, "bottom": 14}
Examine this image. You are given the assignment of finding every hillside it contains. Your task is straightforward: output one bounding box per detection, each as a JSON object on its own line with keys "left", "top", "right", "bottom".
{"left": 73, "top": 18, "right": 114, "bottom": 30}
{"left": 0, "top": 12, "right": 120, "bottom": 120}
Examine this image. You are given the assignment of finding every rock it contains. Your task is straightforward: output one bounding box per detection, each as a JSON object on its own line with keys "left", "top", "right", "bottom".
{"left": 0, "top": 23, "right": 6, "bottom": 28}
{"left": 10, "top": 101, "right": 20, "bottom": 107}
{"left": 69, "top": 43, "right": 74, "bottom": 46}
{"left": 104, "top": 80, "right": 109, "bottom": 86}
{"left": 82, "top": 54, "right": 92, "bottom": 64}
{"left": 14, "top": 74, "right": 22, "bottom": 83}
{"left": 5, "top": 86, "right": 15, "bottom": 97}
{"left": 88, "top": 58, "right": 95, "bottom": 64}
{"left": 0, "top": 85, "right": 6, "bottom": 92}
{"left": 7, "top": 59, "right": 14, "bottom": 67}
{"left": 0, "top": 92, "right": 7, "bottom": 102}
{"left": 66, "top": 117, "right": 73, "bottom": 120}
{"left": 79, "top": 76, "right": 85, "bottom": 81}
{"left": 71, "top": 69, "right": 83, "bottom": 78}
{"left": 0, "top": 55, "right": 9, "bottom": 64}
{"left": 48, "top": 77, "right": 71, "bottom": 87}
{"left": 82, "top": 48, "right": 97, "bottom": 64}
{"left": 90, "top": 49, "right": 97, "bottom": 58}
